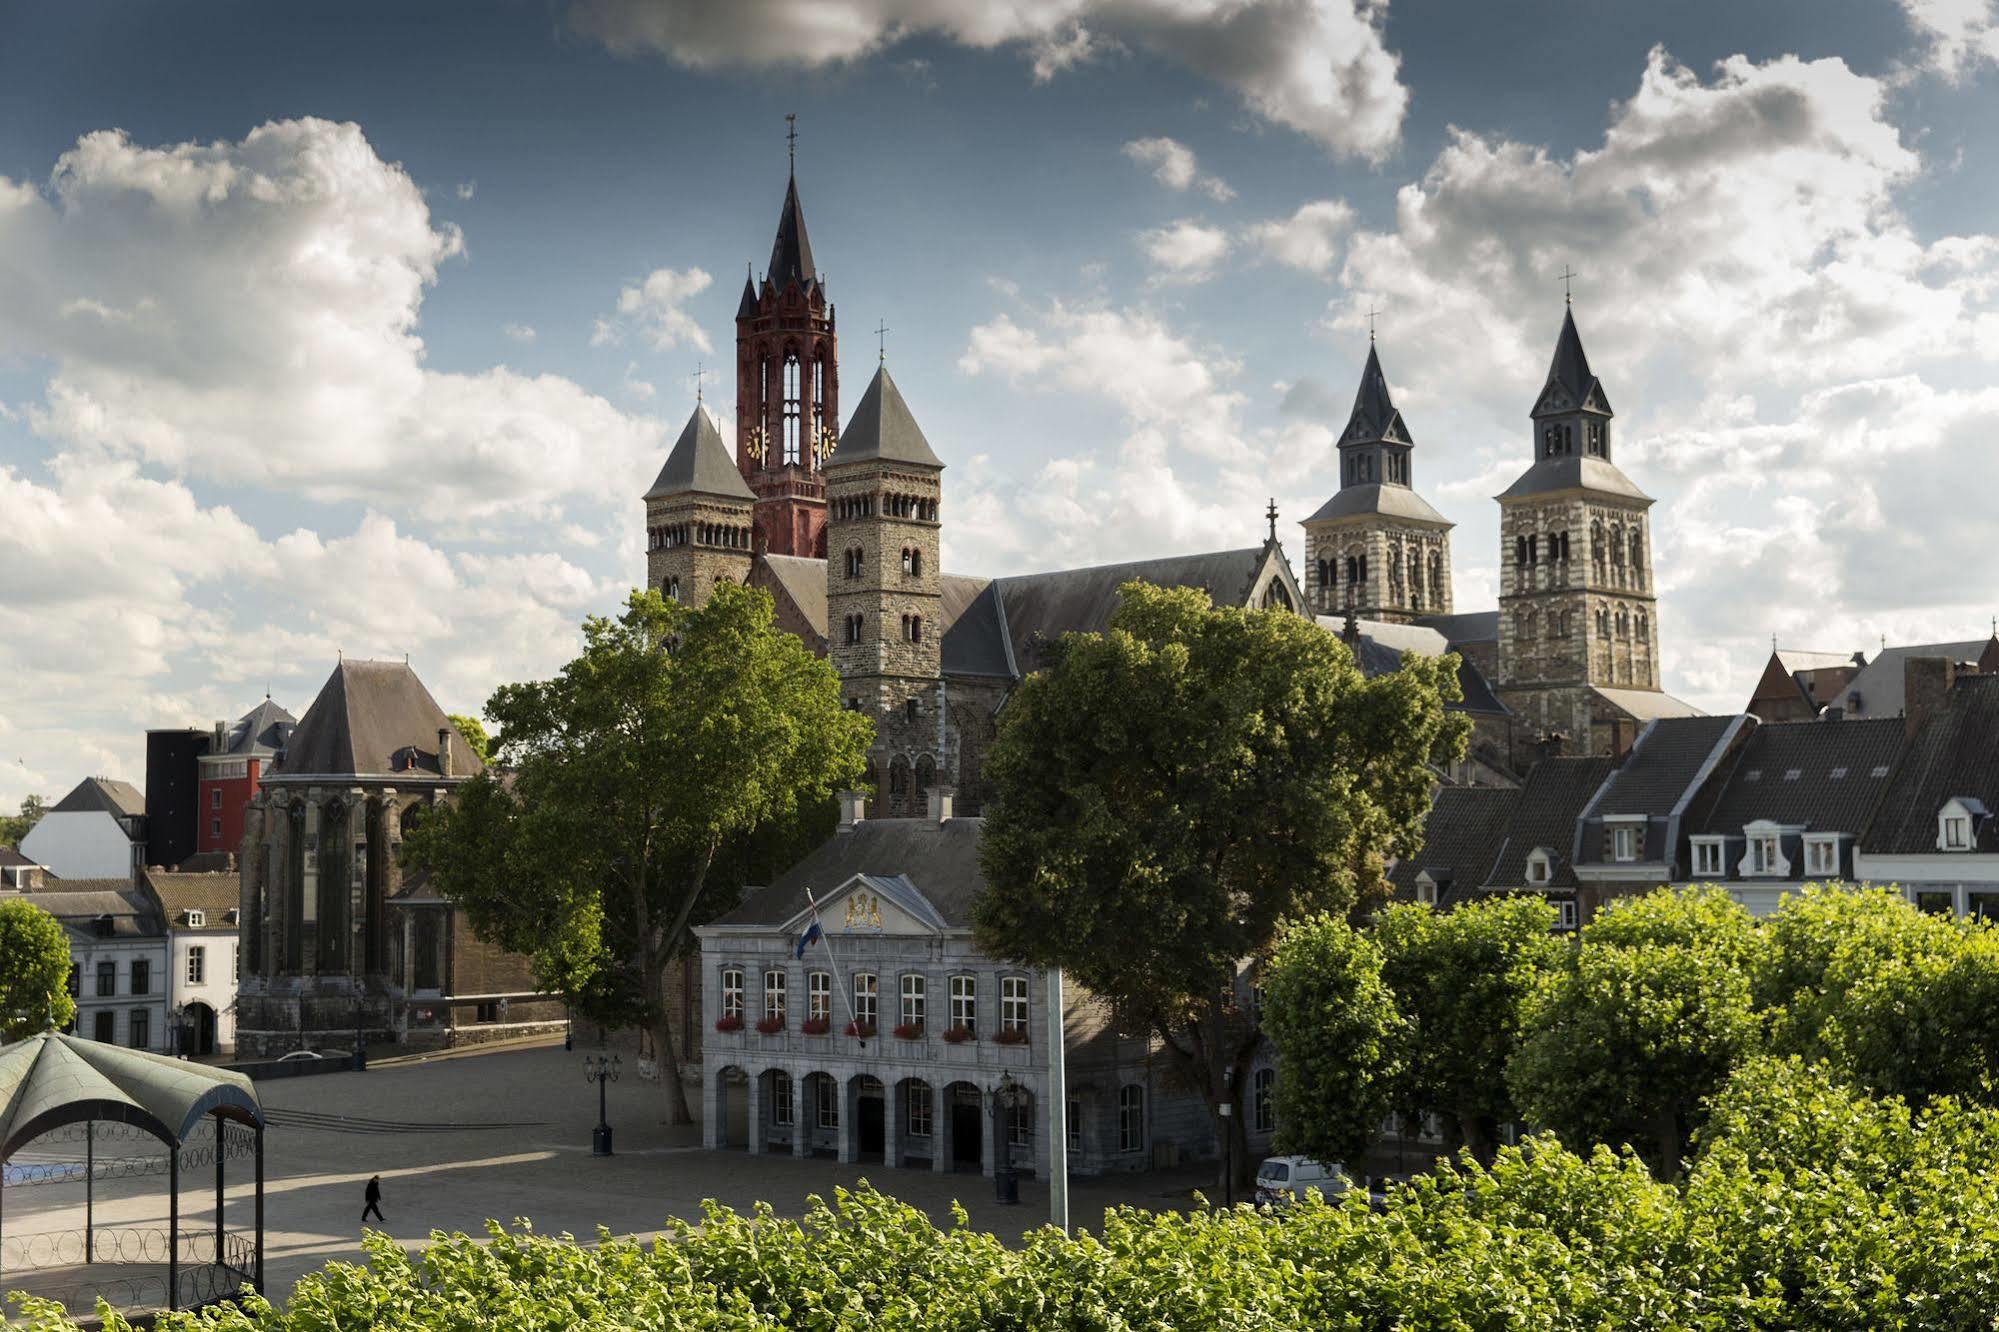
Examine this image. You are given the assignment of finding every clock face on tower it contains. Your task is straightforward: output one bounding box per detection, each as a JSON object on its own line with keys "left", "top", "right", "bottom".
{"left": 745, "top": 424, "right": 769, "bottom": 466}
{"left": 814, "top": 424, "right": 839, "bottom": 464}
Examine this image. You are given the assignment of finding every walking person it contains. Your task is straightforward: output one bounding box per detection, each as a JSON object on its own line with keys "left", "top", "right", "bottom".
{"left": 363, "top": 1174, "right": 386, "bottom": 1224}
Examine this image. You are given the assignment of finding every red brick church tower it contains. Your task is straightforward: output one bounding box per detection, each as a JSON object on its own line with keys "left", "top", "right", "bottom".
{"left": 735, "top": 150, "right": 837, "bottom": 558}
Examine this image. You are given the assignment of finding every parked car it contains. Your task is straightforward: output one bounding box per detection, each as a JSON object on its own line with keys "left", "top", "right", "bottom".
{"left": 276, "top": 1049, "right": 325, "bottom": 1062}
{"left": 1254, "top": 1156, "right": 1357, "bottom": 1206}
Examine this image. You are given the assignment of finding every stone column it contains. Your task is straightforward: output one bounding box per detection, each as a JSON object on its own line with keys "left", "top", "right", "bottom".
{"left": 982, "top": 1084, "right": 1000, "bottom": 1178}
{"left": 837, "top": 1077, "right": 859, "bottom": 1164}
{"left": 270, "top": 791, "right": 293, "bottom": 979}
{"left": 746, "top": 1072, "right": 767, "bottom": 1155}
{"left": 299, "top": 791, "right": 322, "bottom": 977}
{"left": 882, "top": 1080, "right": 901, "bottom": 1169}
{"left": 932, "top": 1086, "right": 952, "bottom": 1173}
{"left": 702, "top": 1066, "right": 726, "bottom": 1151}
{"left": 793, "top": 1072, "right": 813, "bottom": 1158}
{"left": 348, "top": 788, "right": 369, "bottom": 982}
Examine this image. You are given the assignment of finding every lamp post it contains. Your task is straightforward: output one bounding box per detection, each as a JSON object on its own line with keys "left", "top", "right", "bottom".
{"left": 991, "top": 1070, "right": 1024, "bottom": 1204}
{"left": 1219, "top": 1066, "right": 1235, "bottom": 1209}
{"left": 585, "top": 1054, "right": 621, "bottom": 1156}
{"left": 169, "top": 1003, "right": 186, "bottom": 1059}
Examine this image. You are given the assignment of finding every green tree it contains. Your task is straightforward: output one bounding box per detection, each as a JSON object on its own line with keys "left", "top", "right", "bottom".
{"left": 1373, "top": 894, "right": 1565, "bottom": 1162}
{"left": 1262, "top": 912, "right": 1406, "bottom": 1170}
{"left": 1756, "top": 884, "right": 1964, "bottom": 1061}
{"left": 0, "top": 794, "right": 48, "bottom": 849}
{"left": 973, "top": 581, "right": 1466, "bottom": 1188}
{"left": 1823, "top": 925, "right": 1999, "bottom": 1106}
{"left": 1508, "top": 887, "right": 1763, "bottom": 1177}
{"left": 446, "top": 713, "right": 492, "bottom": 766}
{"left": 0, "top": 898, "right": 76, "bottom": 1039}
{"left": 404, "top": 585, "right": 871, "bottom": 1121}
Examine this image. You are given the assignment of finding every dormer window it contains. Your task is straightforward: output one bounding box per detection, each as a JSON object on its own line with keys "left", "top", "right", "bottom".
{"left": 1525, "top": 849, "right": 1553, "bottom": 886}
{"left": 1737, "top": 820, "right": 1793, "bottom": 877}
{"left": 1803, "top": 834, "right": 1840, "bottom": 878}
{"left": 1605, "top": 815, "right": 1645, "bottom": 863}
{"left": 1691, "top": 837, "right": 1725, "bottom": 877}
{"left": 1413, "top": 871, "right": 1439, "bottom": 907}
{"left": 1938, "top": 798, "right": 1986, "bottom": 852}
{"left": 187, "top": 909, "right": 205, "bottom": 929}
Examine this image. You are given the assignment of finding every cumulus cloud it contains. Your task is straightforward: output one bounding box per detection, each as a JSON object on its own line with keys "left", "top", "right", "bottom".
{"left": 598, "top": 265, "right": 714, "bottom": 353}
{"left": 1899, "top": 0, "right": 1999, "bottom": 78}
{"left": 1245, "top": 199, "right": 1353, "bottom": 275}
{"left": 1138, "top": 220, "right": 1232, "bottom": 283}
{"left": 569, "top": 0, "right": 1408, "bottom": 160}
{"left": 1122, "top": 136, "right": 1234, "bottom": 200}
{"left": 0, "top": 119, "right": 662, "bottom": 530}
{"left": 503, "top": 321, "right": 536, "bottom": 342}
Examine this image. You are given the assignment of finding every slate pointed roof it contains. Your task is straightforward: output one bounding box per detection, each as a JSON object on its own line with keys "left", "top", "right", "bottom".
{"left": 50, "top": 777, "right": 146, "bottom": 819}
{"left": 646, "top": 404, "right": 755, "bottom": 502}
{"left": 275, "top": 659, "right": 483, "bottom": 781}
{"left": 1342, "top": 343, "right": 1411, "bottom": 446}
{"left": 736, "top": 270, "right": 760, "bottom": 319}
{"left": 1533, "top": 306, "right": 1612, "bottom": 418}
{"left": 830, "top": 366, "right": 943, "bottom": 468}
{"left": 767, "top": 174, "right": 817, "bottom": 292}
{"left": 222, "top": 698, "right": 295, "bottom": 758}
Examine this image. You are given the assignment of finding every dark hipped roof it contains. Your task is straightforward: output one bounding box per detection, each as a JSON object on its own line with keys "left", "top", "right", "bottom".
{"left": 1695, "top": 718, "right": 1903, "bottom": 837}
{"left": 1838, "top": 638, "right": 1999, "bottom": 718}
{"left": 646, "top": 405, "right": 754, "bottom": 502}
{"left": 221, "top": 698, "right": 295, "bottom": 758}
{"left": 1303, "top": 483, "right": 1451, "bottom": 526}
{"left": 15, "top": 889, "right": 161, "bottom": 937}
{"left": 1388, "top": 786, "right": 1518, "bottom": 905}
{"left": 50, "top": 778, "right": 145, "bottom": 819}
{"left": 1863, "top": 674, "right": 1999, "bottom": 855}
{"left": 767, "top": 174, "right": 817, "bottom": 291}
{"left": 1483, "top": 756, "right": 1616, "bottom": 889}
{"left": 0, "top": 846, "right": 36, "bottom": 869}
{"left": 1590, "top": 715, "right": 1742, "bottom": 818}
{"left": 830, "top": 366, "right": 943, "bottom": 468}
{"left": 710, "top": 817, "right": 987, "bottom": 929}
{"left": 276, "top": 660, "right": 483, "bottom": 781}
{"left": 1497, "top": 455, "right": 1652, "bottom": 502}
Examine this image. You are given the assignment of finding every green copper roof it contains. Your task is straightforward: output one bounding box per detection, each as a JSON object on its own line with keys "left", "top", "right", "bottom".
{"left": 0, "top": 1031, "right": 263, "bottom": 1156}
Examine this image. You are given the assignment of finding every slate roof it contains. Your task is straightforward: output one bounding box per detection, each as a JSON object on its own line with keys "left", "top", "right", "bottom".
{"left": 1482, "top": 756, "right": 1616, "bottom": 889}
{"left": 218, "top": 698, "right": 295, "bottom": 758}
{"left": 1418, "top": 611, "right": 1499, "bottom": 647}
{"left": 992, "top": 548, "right": 1271, "bottom": 674}
{"left": 0, "top": 1031, "right": 262, "bottom": 1155}
{"left": 760, "top": 555, "right": 829, "bottom": 640}
{"left": 140, "top": 869, "right": 240, "bottom": 930}
{"left": 1589, "top": 715, "right": 1743, "bottom": 818}
{"left": 766, "top": 174, "right": 817, "bottom": 291}
{"left": 1592, "top": 685, "right": 1705, "bottom": 721}
{"left": 1497, "top": 455, "right": 1653, "bottom": 502}
{"left": 1862, "top": 673, "right": 1999, "bottom": 855}
{"left": 13, "top": 889, "right": 161, "bottom": 937}
{"left": 736, "top": 271, "right": 759, "bottom": 319}
{"left": 1837, "top": 638, "right": 1999, "bottom": 718}
{"left": 829, "top": 366, "right": 943, "bottom": 469}
{"left": 1317, "top": 617, "right": 1509, "bottom": 717}
{"left": 645, "top": 405, "right": 754, "bottom": 502}
{"left": 1694, "top": 718, "right": 1903, "bottom": 837}
{"left": 1388, "top": 786, "right": 1518, "bottom": 905}
{"left": 1342, "top": 343, "right": 1407, "bottom": 444}
{"left": 25, "top": 878, "right": 138, "bottom": 895}
{"left": 939, "top": 576, "right": 1013, "bottom": 678}
{"left": 1777, "top": 649, "right": 1866, "bottom": 674}
{"left": 1536, "top": 307, "right": 1613, "bottom": 418}
{"left": 50, "top": 778, "right": 145, "bottom": 820}
{"left": 709, "top": 817, "right": 987, "bottom": 929}
{"left": 1303, "top": 483, "right": 1451, "bottom": 526}
{"left": 275, "top": 660, "right": 483, "bottom": 781}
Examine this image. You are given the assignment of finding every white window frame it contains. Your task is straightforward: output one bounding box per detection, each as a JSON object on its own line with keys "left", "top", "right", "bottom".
{"left": 950, "top": 974, "right": 976, "bottom": 1032}
{"left": 720, "top": 967, "right": 744, "bottom": 1020}
{"left": 1553, "top": 900, "right": 1579, "bottom": 931}
{"left": 816, "top": 1076, "right": 839, "bottom": 1129}
{"left": 1737, "top": 821, "right": 1793, "bottom": 878}
{"left": 1938, "top": 800, "right": 1984, "bottom": 851}
{"left": 187, "top": 909, "right": 205, "bottom": 929}
{"left": 808, "top": 970, "right": 831, "bottom": 1021}
{"left": 1803, "top": 834, "right": 1840, "bottom": 878}
{"left": 185, "top": 947, "right": 205, "bottom": 986}
{"left": 771, "top": 1071, "right": 794, "bottom": 1127}
{"left": 907, "top": 1083, "right": 932, "bottom": 1137}
{"left": 1253, "top": 1067, "right": 1275, "bottom": 1133}
{"left": 1000, "top": 975, "right": 1029, "bottom": 1033}
{"left": 763, "top": 969, "right": 786, "bottom": 1022}
{"left": 900, "top": 973, "right": 925, "bottom": 1030}
{"left": 1525, "top": 850, "right": 1552, "bottom": 886}
{"left": 1608, "top": 818, "right": 1643, "bottom": 863}
{"left": 1691, "top": 837, "right": 1725, "bottom": 877}
{"left": 854, "top": 973, "right": 878, "bottom": 1028}
{"left": 1008, "top": 1098, "right": 1033, "bottom": 1148}
{"left": 1118, "top": 1084, "right": 1146, "bottom": 1153}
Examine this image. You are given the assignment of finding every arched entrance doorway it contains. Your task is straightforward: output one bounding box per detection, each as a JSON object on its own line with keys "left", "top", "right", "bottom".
{"left": 181, "top": 1003, "right": 217, "bottom": 1056}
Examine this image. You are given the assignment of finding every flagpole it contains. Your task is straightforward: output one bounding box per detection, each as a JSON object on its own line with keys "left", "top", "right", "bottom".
{"left": 1047, "top": 965, "right": 1069, "bottom": 1234}
{"left": 802, "top": 885, "right": 867, "bottom": 1048}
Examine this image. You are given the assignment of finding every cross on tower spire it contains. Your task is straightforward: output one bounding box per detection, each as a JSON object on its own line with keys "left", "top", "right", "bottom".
{"left": 875, "top": 319, "right": 890, "bottom": 366}
{"left": 785, "top": 113, "right": 798, "bottom": 173}
{"left": 691, "top": 362, "right": 710, "bottom": 406}
{"left": 1365, "top": 300, "right": 1384, "bottom": 343}
{"left": 1557, "top": 265, "right": 1579, "bottom": 305}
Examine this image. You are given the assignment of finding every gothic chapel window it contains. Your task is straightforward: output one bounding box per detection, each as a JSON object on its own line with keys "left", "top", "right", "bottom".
{"left": 782, "top": 352, "right": 802, "bottom": 464}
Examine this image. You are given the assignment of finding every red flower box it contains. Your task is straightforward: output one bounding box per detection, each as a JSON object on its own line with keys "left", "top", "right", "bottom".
{"left": 800, "top": 1016, "right": 830, "bottom": 1035}
{"left": 891, "top": 1022, "right": 924, "bottom": 1040}
{"left": 993, "top": 1027, "right": 1030, "bottom": 1045}
{"left": 713, "top": 1014, "right": 744, "bottom": 1033}
{"left": 755, "top": 1016, "right": 785, "bottom": 1035}
{"left": 941, "top": 1025, "right": 974, "bottom": 1044}
{"left": 844, "top": 1020, "right": 877, "bottom": 1039}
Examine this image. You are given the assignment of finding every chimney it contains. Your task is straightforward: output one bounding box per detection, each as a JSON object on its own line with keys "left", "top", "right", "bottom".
{"left": 437, "top": 726, "right": 454, "bottom": 778}
{"left": 213, "top": 719, "right": 227, "bottom": 750}
{"left": 1537, "top": 731, "right": 1568, "bottom": 762}
{"left": 1904, "top": 656, "right": 1957, "bottom": 743}
{"left": 837, "top": 790, "right": 867, "bottom": 830}
{"left": 927, "top": 784, "right": 956, "bottom": 824}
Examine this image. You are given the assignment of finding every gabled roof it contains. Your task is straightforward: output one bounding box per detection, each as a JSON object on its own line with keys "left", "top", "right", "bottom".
{"left": 760, "top": 554, "right": 829, "bottom": 641}
{"left": 645, "top": 404, "right": 754, "bottom": 502}
{"left": 12, "top": 889, "right": 161, "bottom": 937}
{"left": 1417, "top": 610, "right": 1500, "bottom": 647}
{"left": 140, "top": 869, "right": 241, "bottom": 928}
{"left": 1388, "top": 786, "right": 1519, "bottom": 905}
{"left": 938, "top": 575, "right": 1012, "bottom": 678}
{"left": 1776, "top": 649, "right": 1867, "bottom": 674}
{"left": 1837, "top": 638, "right": 1999, "bottom": 718}
{"left": 708, "top": 817, "right": 987, "bottom": 929}
{"left": 275, "top": 660, "right": 483, "bottom": 781}
{"left": 1342, "top": 343, "right": 1410, "bottom": 447}
{"left": 1591, "top": 685, "right": 1705, "bottom": 722}
{"left": 0, "top": 1031, "right": 262, "bottom": 1156}
{"left": 767, "top": 174, "right": 817, "bottom": 291}
{"left": 1589, "top": 715, "right": 1743, "bottom": 819}
{"left": 1318, "top": 617, "right": 1509, "bottom": 717}
{"left": 1482, "top": 756, "right": 1616, "bottom": 889}
{"left": 50, "top": 778, "right": 145, "bottom": 820}
{"left": 991, "top": 548, "right": 1273, "bottom": 675}
{"left": 219, "top": 698, "right": 295, "bottom": 758}
{"left": 1532, "top": 307, "right": 1612, "bottom": 418}
{"left": 1303, "top": 483, "right": 1451, "bottom": 526}
{"left": 829, "top": 366, "right": 942, "bottom": 468}
{"left": 1694, "top": 718, "right": 1903, "bottom": 838}
{"left": 1862, "top": 674, "right": 1999, "bottom": 855}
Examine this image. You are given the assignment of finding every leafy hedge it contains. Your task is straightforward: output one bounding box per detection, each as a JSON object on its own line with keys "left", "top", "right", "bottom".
{"left": 20, "top": 1057, "right": 1999, "bottom": 1331}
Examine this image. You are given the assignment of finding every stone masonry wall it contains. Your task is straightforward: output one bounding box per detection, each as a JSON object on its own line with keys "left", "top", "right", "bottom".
{"left": 1301, "top": 519, "right": 1453, "bottom": 622}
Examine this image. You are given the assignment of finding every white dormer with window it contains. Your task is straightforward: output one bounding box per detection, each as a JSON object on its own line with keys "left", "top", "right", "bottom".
{"left": 1938, "top": 798, "right": 1987, "bottom": 853}
{"left": 1738, "top": 820, "right": 1792, "bottom": 878}
{"left": 1802, "top": 833, "right": 1842, "bottom": 879}
{"left": 186, "top": 909, "right": 205, "bottom": 929}
{"left": 1413, "top": 871, "right": 1440, "bottom": 907}
{"left": 1605, "top": 815, "right": 1646, "bottom": 864}
{"left": 1690, "top": 836, "right": 1726, "bottom": 879}
{"left": 1525, "top": 848, "right": 1553, "bottom": 886}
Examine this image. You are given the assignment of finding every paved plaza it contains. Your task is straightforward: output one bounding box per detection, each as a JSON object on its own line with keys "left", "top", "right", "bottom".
{"left": 3, "top": 1035, "right": 1215, "bottom": 1315}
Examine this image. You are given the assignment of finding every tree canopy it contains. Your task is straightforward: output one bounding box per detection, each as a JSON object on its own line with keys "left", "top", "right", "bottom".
{"left": 446, "top": 713, "right": 492, "bottom": 765}
{"left": 974, "top": 580, "right": 1466, "bottom": 1185}
{"left": 0, "top": 898, "right": 75, "bottom": 1040}
{"left": 1262, "top": 913, "right": 1405, "bottom": 1169}
{"left": 404, "top": 584, "right": 870, "bottom": 1120}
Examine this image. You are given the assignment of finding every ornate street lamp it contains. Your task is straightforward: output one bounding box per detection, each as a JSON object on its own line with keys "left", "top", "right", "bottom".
{"left": 585, "top": 1054, "right": 621, "bottom": 1156}
{"left": 991, "top": 1070, "right": 1025, "bottom": 1204}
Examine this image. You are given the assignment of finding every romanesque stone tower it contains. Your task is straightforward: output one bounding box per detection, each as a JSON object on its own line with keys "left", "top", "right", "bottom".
{"left": 1495, "top": 304, "right": 1660, "bottom": 752}
{"left": 824, "top": 365, "right": 945, "bottom": 817}
{"left": 644, "top": 403, "right": 755, "bottom": 603}
{"left": 1300, "top": 341, "right": 1453, "bottom": 622}
{"left": 735, "top": 169, "right": 837, "bottom": 558}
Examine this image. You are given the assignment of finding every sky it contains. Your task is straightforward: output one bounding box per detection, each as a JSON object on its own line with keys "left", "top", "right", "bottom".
{"left": 3, "top": 0, "right": 1999, "bottom": 811}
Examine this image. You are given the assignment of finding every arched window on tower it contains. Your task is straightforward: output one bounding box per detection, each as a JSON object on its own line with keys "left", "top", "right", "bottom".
{"left": 782, "top": 351, "right": 803, "bottom": 465}
{"left": 1616, "top": 608, "right": 1629, "bottom": 638}
{"left": 1629, "top": 529, "right": 1644, "bottom": 580}
{"left": 915, "top": 755, "right": 936, "bottom": 806}
{"left": 812, "top": 353, "right": 827, "bottom": 452}
{"left": 1316, "top": 559, "right": 1331, "bottom": 609}
{"left": 1587, "top": 420, "right": 1605, "bottom": 456}
{"left": 1591, "top": 519, "right": 1606, "bottom": 574}
{"left": 1636, "top": 609, "right": 1648, "bottom": 638}
{"left": 1597, "top": 606, "right": 1610, "bottom": 637}
{"left": 845, "top": 547, "right": 863, "bottom": 579}
{"left": 888, "top": 756, "right": 912, "bottom": 814}
{"left": 1515, "top": 535, "right": 1528, "bottom": 570}
{"left": 1429, "top": 550, "right": 1444, "bottom": 602}
{"left": 1610, "top": 524, "right": 1625, "bottom": 569}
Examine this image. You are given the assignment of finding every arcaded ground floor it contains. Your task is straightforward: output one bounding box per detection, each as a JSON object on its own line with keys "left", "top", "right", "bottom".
{"left": 1, "top": 1034, "right": 1220, "bottom": 1319}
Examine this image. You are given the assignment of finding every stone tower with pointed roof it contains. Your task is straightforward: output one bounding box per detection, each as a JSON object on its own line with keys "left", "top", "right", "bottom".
{"left": 736, "top": 168, "right": 837, "bottom": 558}
{"left": 1496, "top": 305, "right": 1662, "bottom": 755}
{"left": 1300, "top": 342, "right": 1454, "bottom": 623}
{"left": 825, "top": 366, "right": 946, "bottom": 816}
{"left": 645, "top": 403, "right": 755, "bottom": 604}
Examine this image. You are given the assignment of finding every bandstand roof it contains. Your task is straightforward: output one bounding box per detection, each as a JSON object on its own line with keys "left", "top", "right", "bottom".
{"left": 0, "top": 1031, "right": 263, "bottom": 1159}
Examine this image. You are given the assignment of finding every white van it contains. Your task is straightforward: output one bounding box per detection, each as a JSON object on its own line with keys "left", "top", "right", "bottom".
{"left": 1253, "top": 1156, "right": 1356, "bottom": 1206}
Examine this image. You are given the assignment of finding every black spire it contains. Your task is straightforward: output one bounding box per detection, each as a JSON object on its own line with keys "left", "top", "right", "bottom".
{"left": 736, "top": 265, "right": 758, "bottom": 319}
{"left": 1533, "top": 307, "right": 1611, "bottom": 418}
{"left": 767, "top": 175, "right": 817, "bottom": 292}
{"left": 1342, "top": 343, "right": 1408, "bottom": 446}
